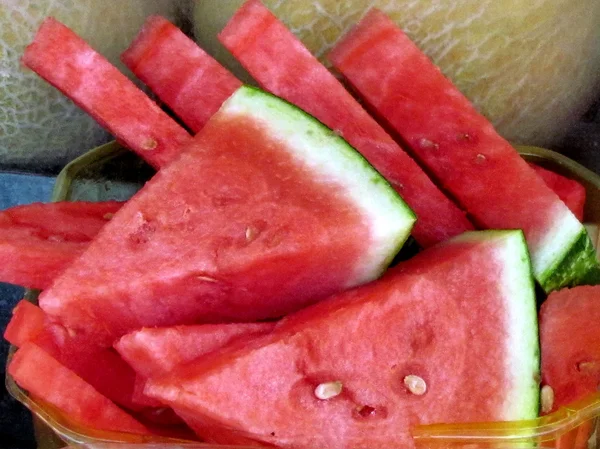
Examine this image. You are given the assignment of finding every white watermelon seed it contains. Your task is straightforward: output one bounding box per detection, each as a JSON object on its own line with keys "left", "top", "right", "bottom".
{"left": 103, "top": 213, "right": 114, "bottom": 220}
{"left": 476, "top": 153, "right": 487, "bottom": 163}
{"left": 245, "top": 226, "right": 259, "bottom": 242}
{"left": 67, "top": 328, "right": 78, "bottom": 338}
{"left": 540, "top": 385, "right": 554, "bottom": 413}
{"left": 142, "top": 138, "right": 158, "bottom": 151}
{"left": 314, "top": 381, "right": 343, "bottom": 400}
{"left": 196, "top": 275, "right": 218, "bottom": 283}
{"left": 404, "top": 375, "right": 427, "bottom": 395}
{"left": 418, "top": 138, "right": 439, "bottom": 150}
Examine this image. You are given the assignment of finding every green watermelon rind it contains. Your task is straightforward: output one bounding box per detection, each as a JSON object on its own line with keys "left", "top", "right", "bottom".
{"left": 538, "top": 229, "right": 600, "bottom": 294}
{"left": 452, "top": 230, "right": 540, "bottom": 421}
{"left": 222, "top": 85, "right": 417, "bottom": 285}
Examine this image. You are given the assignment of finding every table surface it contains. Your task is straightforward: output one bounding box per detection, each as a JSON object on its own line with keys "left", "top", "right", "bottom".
{"left": 0, "top": 104, "right": 599, "bottom": 449}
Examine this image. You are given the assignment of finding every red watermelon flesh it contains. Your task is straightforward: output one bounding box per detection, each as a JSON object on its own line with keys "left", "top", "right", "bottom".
{"left": 116, "top": 322, "right": 275, "bottom": 378}
{"left": 8, "top": 343, "right": 149, "bottom": 435}
{"left": 122, "top": 16, "right": 242, "bottom": 134}
{"left": 22, "top": 18, "right": 192, "bottom": 169}
{"left": 218, "top": 0, "right": 473, "bottom": 248}
{"left": 117, "top": 322, "right": 274, "bottom": 409}
{"left": 39, "top": 86, "right": 414, "bottom": 346}
{"left": 328, "top": 9, "right": 594, "bottom": 293}
{"left": 540, "top": 285, "right": 600, "bottom": 413}
{"left": 145, "top": 230, "right": 539, "bottom": 449}
{"left": 0, "top": 201, "right": 121, "bottom": 289}
{"left": 4, "top": 300, "right": 139, "bottom": 412}
{"left": 530, "top": 163, "right": 586, "bottom": 221}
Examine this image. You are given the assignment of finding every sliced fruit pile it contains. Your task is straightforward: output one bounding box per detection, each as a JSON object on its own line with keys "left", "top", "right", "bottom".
{"left": 3, "top": 1, "right": 600, "bottom": 447}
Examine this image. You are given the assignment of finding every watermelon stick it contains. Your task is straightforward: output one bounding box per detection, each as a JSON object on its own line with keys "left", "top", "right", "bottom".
{"left": 0, "top": 201, "right": 122, "bottom": 289}
{"left": 8, "top": 342, "right": 150, "bottom": 435}
{"left": 218, "top": 0, "right": 474, "bottom": 248}
{"left": 122, "top": 16, "right": 242, "bottom": 134}
{"left": 22, "top": 18, "right": 192, "bottom": 169}
{"left": 4, "top": 300, "right": 140, "bottom": 413}
{"left": 329, "top": 9, "right": 600, "bottom": 293}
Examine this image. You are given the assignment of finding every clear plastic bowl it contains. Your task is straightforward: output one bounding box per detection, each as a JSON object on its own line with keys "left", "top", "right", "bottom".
{"left": 6, "top": 142, "right": 600, "bottom": 449}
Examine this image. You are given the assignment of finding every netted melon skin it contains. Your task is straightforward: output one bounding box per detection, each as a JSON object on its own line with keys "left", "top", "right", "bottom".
{"left": 194, "top": 0, "right": 600, "bottom": 148}
{"left": 0, "top": 0, "right": 179, "bottom": 172}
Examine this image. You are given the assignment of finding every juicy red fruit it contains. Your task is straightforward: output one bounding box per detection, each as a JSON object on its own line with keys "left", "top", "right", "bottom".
{"left": 540, "top": 285, "right": 600, "bottom": 413}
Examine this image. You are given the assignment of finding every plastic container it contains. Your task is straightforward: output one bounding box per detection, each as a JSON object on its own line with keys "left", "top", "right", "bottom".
{"left": 6, "top": 142, "right": 600, "bottom": 449}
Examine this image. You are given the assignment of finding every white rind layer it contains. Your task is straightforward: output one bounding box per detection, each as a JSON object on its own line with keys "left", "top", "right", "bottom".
{"left": 497, "top": 231, "right": 540, "bottom": 420}
{"left": 451, "top": 230, "right": 539, "bottom": 421}
{"left": 533, "top": 200, "right": 584, "bottom": 284}
{"left": 220, "top": 86, "right": 416, "bottom": 286}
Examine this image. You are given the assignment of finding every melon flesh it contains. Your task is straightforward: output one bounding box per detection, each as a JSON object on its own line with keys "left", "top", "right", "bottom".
{"left": 146, "top": 230, "right": 539, "bottom": 449}
{"left": 39, "top": 86, "right": 415, "bottom": 345}
{"left": 329, "top": 9, "right": 599, "bottom": 293}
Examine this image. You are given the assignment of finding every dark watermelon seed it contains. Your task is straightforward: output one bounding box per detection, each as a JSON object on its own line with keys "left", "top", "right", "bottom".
{"left": 357, "top": 405, "right": 376, "bottom": 417}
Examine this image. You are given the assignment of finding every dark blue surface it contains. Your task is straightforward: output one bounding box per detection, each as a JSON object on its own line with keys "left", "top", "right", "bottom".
{"left": 0, "top": 172, "right": 54, "bottom": 449}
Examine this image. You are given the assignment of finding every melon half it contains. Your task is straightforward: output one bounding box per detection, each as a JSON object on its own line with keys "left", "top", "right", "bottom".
{"left": 193, "top": 0, "right": 600, "bottom": 148}
{"left": 0, "top": 0, "right": 178, "bottom": 171}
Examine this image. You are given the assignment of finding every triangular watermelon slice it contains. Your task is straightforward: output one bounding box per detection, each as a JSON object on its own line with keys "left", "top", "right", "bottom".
{"left": 218, "top": 0, "right": 474, "bottom": 248}
{"left": 328, "top": 9, "right": 600, "bottom": 293}
{"left": 145, "top": 230, "right": 539, "bottom": 449}
{"left": 0, "top": 201, "right": 121, "bottom": 289}
{"left": 115, "top": 322, "right": 275, "bottom": 378}
{"left": 116, "top": 322, "right": 274, "bottom": 409}
{"left": 540, "top": 285, "right": 600, "bottom": 413}
{"left": 39, "top": 86, "right": 415, "bottom": 345}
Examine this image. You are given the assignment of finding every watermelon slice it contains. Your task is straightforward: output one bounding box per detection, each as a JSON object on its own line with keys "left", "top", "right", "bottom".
{"left": 8, "top": 343, "right": 149, "bottom": 435}
{"left": 4, "top": 300, "right": 140, "bottom": 412}
{"left": 529, "top": 163, "right": 586, "bottom": 221}
{"left": 116, "top": 322, "right": 274, "bottom": 408}
{"left": 328, "top": 9, "right": 599, "bottom": 293}
{"left": 22, "top": 18, "right": 192, "bottom": 169}
{"left": 218, "top": 0, "right": 473, "bottom": 248}
{"left": 122, "top": 16, "right": 242, "bottom": 133}
{"left": 0, "top": 201, "right": 122, "bottom": 289}
{"left": 39, "top": 86, "right": 415, "bottom": 345}
{"left": 115, "top": 322, "right": 275, "bottom": 378}
{"left": 145, "top": 229, "right": 539, "bottom": 448}
{"left": 540, "top": 285, "right": 600, "bottom": 413}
